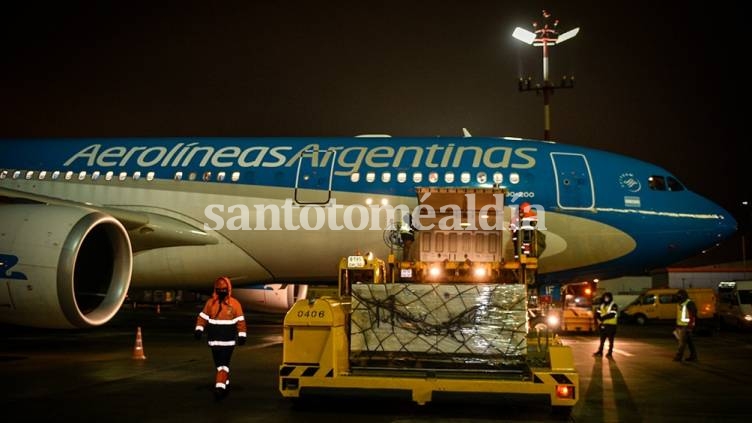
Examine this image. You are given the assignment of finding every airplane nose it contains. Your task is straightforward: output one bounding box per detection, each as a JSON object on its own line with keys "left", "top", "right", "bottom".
{"left": 715, "top": 205, "right": 738, "bottom": 241}
{"left": 698, "top": 198, "right": 738, "bottom": 251}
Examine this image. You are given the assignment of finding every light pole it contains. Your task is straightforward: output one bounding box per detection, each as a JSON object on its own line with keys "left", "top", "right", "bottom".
{"left": 513, "top": 10, "right": 579, "bottom": 140}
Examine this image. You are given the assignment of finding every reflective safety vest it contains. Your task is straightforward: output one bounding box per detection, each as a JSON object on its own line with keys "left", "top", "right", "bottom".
{"left": 676, "top": 299, "right": 692, "bottom": 326}
{"left": 599, "top": 302, "right": 618, "bottom": 325}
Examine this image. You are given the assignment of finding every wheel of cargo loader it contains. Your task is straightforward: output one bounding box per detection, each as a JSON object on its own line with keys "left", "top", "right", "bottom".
{"left": 634, "top": 314, "right": 647, "bottom": 325}
{"left": 551, "top": 405, "right": 572, "bottom": 419}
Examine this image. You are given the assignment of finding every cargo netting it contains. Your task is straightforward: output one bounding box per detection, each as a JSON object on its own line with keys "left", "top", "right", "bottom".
{"left": 350, "top": 283, "right": 528, "bottom": 369}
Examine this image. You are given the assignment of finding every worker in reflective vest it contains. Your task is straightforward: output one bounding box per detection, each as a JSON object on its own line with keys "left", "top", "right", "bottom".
{"left": 399, "top": 213, "right": 415, "bottom": 261}
{"left": 195, "top": 276, "right": 247, "bottom": 398}
{"left": 593, "top": 292, "right": 618, "bottom": 358}
{"left": 673, "top": 289, "right": 698, "bottom": 362}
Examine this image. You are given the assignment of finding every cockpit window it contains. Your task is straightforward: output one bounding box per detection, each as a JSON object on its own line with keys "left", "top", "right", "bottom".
{"left": 667, "top": 176, "right": 684, "bottom": 191}
{"left": 648, "top": 175, "right": 666, "bottom": 191}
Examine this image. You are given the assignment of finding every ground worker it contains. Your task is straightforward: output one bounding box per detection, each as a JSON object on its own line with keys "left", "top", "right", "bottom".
{"left": 674, "top": 289, "right": 698, "bottom": 362}
{"left": 593, "top": 292, "right": 618, "bottom": 358}
{"left": 399, "top": 213, "right": 415, "bottom": 260}
{"left": 195, "top": 276, "right": 247, "bottom": 398}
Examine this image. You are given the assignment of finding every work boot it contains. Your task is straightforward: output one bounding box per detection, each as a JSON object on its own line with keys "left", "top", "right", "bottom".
{"left": 673, "top": 355, "right": 682, "bottom": 362}
{"left": 686, "top": 356, "right": 698, "bottom": 362}
{"left": 606, "top": 351, "right": 613, "bottom": 358}
{"left": 593, "top": 351, "right": 603, "bottom": 357}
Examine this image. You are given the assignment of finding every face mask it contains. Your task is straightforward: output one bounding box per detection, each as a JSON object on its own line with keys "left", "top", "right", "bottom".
{"left": 216, "top": 289, "right": 228, "bottom": 300}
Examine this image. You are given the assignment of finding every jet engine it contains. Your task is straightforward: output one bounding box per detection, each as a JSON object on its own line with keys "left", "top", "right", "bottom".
{"left": 0, "top": 204, "right": 132, "bottom": 328}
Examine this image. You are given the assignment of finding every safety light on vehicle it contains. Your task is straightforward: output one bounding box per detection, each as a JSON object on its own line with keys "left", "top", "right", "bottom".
{"left": 547, "top": 314, "right": 560, "bottom": 328}
{"left": 474, "top": 267, "right": 487, "bottom": 278}
{"left": 744, "top": 314, "right": 752, "bottom": 322}
{"left": 429, "top": 266, "right": 442, "bottom": 277}
{"left": 556, "top": 384, "right": 574, "bottom": 399}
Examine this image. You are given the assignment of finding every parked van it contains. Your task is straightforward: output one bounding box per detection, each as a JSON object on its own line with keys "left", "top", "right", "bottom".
{"left": 621, "top": 288, "right": 717, "bottom": 329}
{"left": 717, "top": 281, "right": 752, "bottom": 330}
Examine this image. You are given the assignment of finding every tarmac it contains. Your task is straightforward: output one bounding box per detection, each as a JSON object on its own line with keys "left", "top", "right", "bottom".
{"left": 2, "top": 303, "right": 752, "bottom": 423}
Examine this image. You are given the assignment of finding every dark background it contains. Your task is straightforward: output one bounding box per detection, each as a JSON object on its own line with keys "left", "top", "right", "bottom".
{"left": 1, "top": 1, "right": 748, "bottom": 264}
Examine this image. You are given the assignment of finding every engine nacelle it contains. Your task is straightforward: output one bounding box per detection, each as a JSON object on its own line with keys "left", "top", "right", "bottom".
{"left": 232, "top": 283, "right": 309, "bottom": 314}
{"left": 0, "top": 204, "right": 132, "bottom": 328}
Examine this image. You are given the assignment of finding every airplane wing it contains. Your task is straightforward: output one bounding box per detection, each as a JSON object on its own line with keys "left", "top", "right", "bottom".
{"left": 0, "top": 186, "right": 218, "bottom": 251}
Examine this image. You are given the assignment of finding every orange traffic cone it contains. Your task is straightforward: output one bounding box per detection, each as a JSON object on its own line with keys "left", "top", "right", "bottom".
{"left": 132, "top": 326, "right": 147, "bottom": 360}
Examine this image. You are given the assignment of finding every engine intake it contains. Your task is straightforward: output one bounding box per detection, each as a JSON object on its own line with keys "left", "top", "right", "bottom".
{"left": 0, "top": 204, "right": 132, "bottom": 328}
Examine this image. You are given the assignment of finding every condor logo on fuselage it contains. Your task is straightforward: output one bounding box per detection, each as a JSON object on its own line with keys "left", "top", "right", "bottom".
{"left": 0, "top": 254, "right": 28, "bottom": 280}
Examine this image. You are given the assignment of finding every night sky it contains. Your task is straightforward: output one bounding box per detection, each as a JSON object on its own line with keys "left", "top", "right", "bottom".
{"left": 1, "top": 1, "right": 748, "bottom": 264}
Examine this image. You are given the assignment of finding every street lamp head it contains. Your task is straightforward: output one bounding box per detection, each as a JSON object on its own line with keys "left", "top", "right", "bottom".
{"left": 512, "top": 10, "right": 579, "bottom": 46}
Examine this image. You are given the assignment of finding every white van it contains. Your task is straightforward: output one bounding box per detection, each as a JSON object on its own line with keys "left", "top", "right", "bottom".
{"left": 718, "top": 281, "right": 752, "bottom": 329}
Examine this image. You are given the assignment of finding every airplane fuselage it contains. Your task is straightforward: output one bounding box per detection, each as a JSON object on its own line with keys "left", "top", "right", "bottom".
{"left": 0, "top": 137, "right": 736, "bottom": 328}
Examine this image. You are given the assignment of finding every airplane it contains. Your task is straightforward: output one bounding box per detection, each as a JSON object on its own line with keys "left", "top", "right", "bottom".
{"left": 0, "top": 136, "right": 737, "bottom": 328}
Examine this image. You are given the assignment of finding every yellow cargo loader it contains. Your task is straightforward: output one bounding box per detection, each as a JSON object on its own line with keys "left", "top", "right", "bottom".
{"left": 278, "top": 187, "right": 579, "bottom": 415}
{"left": 280, "top": 295, "right": 578, "bottom": 411}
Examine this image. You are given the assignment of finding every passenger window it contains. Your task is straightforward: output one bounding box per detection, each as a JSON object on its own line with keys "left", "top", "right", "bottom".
{"left": 350, "top": 172, "right": 360, "bottom": 183}
{"left": 25, "top": 171, "right": 34, "bottom": 180}
{"left": 231, "top": 172, "right": 240, "bottom": 182}
{"left": 510, "top": 172, "right": 520, "bottom": 184}
{"left": 174, "top": 171, "right": 183, "bottom": 181}
{"left": 52, "top": 171, "right": 60, "bottom": 180}
{"left": 477, "top": 172, "right": 487, "bottom": 184}
{"left": 428, "top": 172, "right": 439, "bottom": 183}
{"left": 648, "top": 175, "right": 666, "bottom": 191}
{"left": 118, "top": 172, "right": 127, "bottom": 181}
{"left": 444, "top": 172, "right": 455, "bottom": 184}
{"left": 493, "top": 172, "right": 503, "bottom": 184}
{"left": 381, "top": 172, "right": 391, "bottom": 183}
{"left": 397, "top": 172, "right": 407, "bottom": 183}
{"left": 366, "top": 172, "right": 376, "bottom": 183}
{"left": 0, "top": 170, "right": 8, "bottom": 180}
{"left": 217, "top": 172, "right": 226, "bottom": 182}
{"left": 413, "top": 172, "right": 423, "bottom": 183}
{"left": 667, "top": 176, "right": 684, "bottom": 191}
{"left": 460, "top": 172, "right": 471, "bottom": 183}
{"left": 105, "top": 171, "right": 114, "bottom": 181}
{"left": 38, "top": 171, "right": 47, "bottom": 180}
{"left": 146, "top": 171, "right": 155, "bottom": 181}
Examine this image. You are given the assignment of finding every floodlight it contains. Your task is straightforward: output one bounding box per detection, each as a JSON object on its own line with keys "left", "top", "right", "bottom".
{"left": 512, "top": 27, "right": 536, "bottom": 44}
{"left": 556, "top": 27, "right": 580, "bottom": 44}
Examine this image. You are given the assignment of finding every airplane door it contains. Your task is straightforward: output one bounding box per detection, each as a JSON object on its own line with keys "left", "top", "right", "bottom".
{"left": 294, "top": 148, "right": 337, "bottom": 205}
{"left": 550, "top": 153, "right": 595, "bottom": 209}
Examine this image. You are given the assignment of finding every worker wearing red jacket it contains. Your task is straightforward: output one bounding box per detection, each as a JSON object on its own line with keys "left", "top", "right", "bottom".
{"left": 195, "top": 276, "right": 247, "bottom": 398}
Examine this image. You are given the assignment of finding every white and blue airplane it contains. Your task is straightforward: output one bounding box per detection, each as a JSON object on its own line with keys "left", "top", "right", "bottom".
{"left": 0, "top": 136, "right": 736, "bottom": 328}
